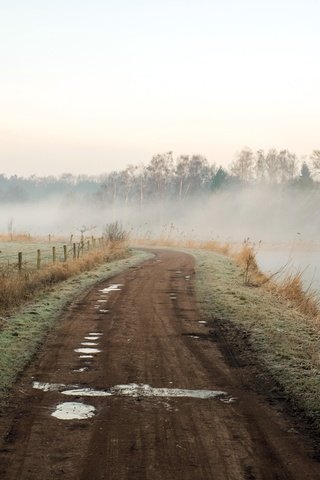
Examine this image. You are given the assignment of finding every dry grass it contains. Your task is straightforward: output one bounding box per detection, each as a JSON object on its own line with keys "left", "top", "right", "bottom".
{"left": 0, "top": 233, "right": 33, "bottom": 242}
{"left": 271, "top": 271, "right": 320, "bottom": 318}
{"left": 233, "top": 242, "right": 320, "bottom": 320}
{"left": 133, "top": 236, "right": 231, "bottom": 255}
{"left": 233, "top": 243, "right": 269, "bottom": 286}
{"left": 0, "top": 242, "right": 128, "bottom": 316}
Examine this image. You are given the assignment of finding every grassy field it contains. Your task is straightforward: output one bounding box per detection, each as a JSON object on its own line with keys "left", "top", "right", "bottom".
{"left": 192, "top": 249, "right": 320, "bottom": 436}
{"left": 0, "top": 240, "right": 68, "bottom": 270}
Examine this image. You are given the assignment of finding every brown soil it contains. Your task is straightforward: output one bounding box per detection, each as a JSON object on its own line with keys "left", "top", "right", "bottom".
{"left": 0, "top": 249, "right": 319, "bottom": 480}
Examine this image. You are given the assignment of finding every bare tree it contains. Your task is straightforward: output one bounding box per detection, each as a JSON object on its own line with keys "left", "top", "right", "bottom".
{"left": 254, "top": 150, "right": 266, "bottom": 182}
{"left": 230, "top": 148, "right": 254, "bottom": 182}
{"left": 265, "top": 148, "right": 280, "bottom": 183}
{"left": 310, "top": 150, "right": 320, "bottom": 177}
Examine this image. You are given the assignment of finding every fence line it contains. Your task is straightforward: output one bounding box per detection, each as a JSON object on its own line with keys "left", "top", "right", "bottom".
{"left": 0, "top": 237, "right": 107, "bottom": 274}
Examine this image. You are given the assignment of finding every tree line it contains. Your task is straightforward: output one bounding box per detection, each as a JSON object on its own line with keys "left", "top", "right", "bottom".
{"left": 0, "top": 148, "right": 319, "bottom": 204}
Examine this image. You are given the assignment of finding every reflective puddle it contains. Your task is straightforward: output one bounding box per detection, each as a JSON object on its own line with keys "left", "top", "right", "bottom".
{"left": 79, "top": 354, "right": 94, "bottom": 358}
{"left": 89, "top": 333, "right": 103, "bottom": 336}
{"left": 198, "top": 321, "right": 207, "bottom": 325}
{"left": 75, "top": 348, "right": 101, "bottom": 354}
{"left": 99, "top": 284, "right": 123, "bottom": 294}
{"left": 99, "top": 309, "right": 109, "bottom": 313}
{"left": 81, "top": 342, "right": 99, "bottom": 346}
{"left": 34, "top": 382, "right": 227, "bottom": 400}
{"left": 52, "top": 402, "right": 96, "bottom": 420}
{"left": 62, "top": 388, "right": 113, "bottom": 397}
{"left": 84, "top": 336, "right": 100, "bottom": 341}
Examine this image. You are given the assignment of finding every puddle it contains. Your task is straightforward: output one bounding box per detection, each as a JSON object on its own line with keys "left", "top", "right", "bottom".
{"left": 97, "top": 300, "right": 107, "bottom": 303}
{"left": 73, "top": 367, "right": 88, "bottom": 373}
{"left": 99, "top": 284, "right": 123, "bottom": 294}
{"left": 176, "top": 271, "right": 182, "bottom": 274}
{"left": 220, "top": 397, "right": 237, "bottom": 404}
{"left": 33, "top": 382, "right": 67, "bottom": 392}
{"left": 52, "top": 402, "right": 96, "bottom": 420}
{"left": 189, "top": 335, "right": 200, "bottom": 339}
{"left": 89, "top": 333, "right": 103, "bottom": 336}
{"left": 185, "top": 275, "right": 190, "bottom": 280}
{"left": 84, "top": 336, "right": 100, "bottom": 341}
{"left": 62, "top": 388, "right": 113, "bottom": 397}
{"left": 79, "top": 355, "right": 93, "bottom": 358}
{"left": 75, "top": 348, "right": 101, "bottom": 354}
{"left": 81, "top": 342, "right": 99, "bottom": 346}
{"left": 198, "top": 321, "right": 207, "bottom": 325}
{"left": 99, "top": 309, "right": 109, "bottom": 313}
{"left": 34, "top": 382, "right": 227, "bottom": 400}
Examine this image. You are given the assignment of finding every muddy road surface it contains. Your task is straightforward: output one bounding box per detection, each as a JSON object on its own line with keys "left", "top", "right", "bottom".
{"left": 0, "top": 250, "right": 319, "bottom": 479}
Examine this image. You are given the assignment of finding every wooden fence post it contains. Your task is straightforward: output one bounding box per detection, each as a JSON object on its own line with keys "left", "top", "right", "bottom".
{"left": 37, "top": 249, "right": 41, "bottom": 270}
{"left": 52, "top": 246, "right": 56, "bottom": 263}
{"left": 63, "top": 245, "right": 67, "bottom": 262}
{"left": 87, "top": 240, "right": 90, "bottom": 250}
{"left": 73, "top": 243, "right": 76, "bottom": 259}
{"left": 18, "top": 252, "right": 22, "bottom": 272}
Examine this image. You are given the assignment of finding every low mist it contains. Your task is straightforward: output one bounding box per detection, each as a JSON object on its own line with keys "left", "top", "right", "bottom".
{"left": 1, "top": 186, "right": 319, "bottom": 245}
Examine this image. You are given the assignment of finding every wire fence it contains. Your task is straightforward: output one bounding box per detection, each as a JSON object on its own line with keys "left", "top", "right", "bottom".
{"left": 0, "top": 237, "right": 106, "bottom": 274}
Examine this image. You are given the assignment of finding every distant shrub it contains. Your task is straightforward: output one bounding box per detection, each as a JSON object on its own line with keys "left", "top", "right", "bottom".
{"left": 103, "top": 222, "right": 129, "bottom": 246}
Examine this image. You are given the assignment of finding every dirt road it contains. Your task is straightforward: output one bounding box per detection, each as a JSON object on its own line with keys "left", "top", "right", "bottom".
{"left": 0, "top": 250, "right": 319, "bottom": 479}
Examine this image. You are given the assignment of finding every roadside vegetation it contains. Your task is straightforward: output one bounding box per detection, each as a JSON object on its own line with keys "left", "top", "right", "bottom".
{"left": 0, "top": 222, "right": 129, "bottom": 317}
{"left": 192, "top": 248, "right": 320, "bottom": 436}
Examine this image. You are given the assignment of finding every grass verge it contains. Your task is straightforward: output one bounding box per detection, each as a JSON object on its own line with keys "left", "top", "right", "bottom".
{"left": 0, "top": 249, "right": 153, "bottom": 411}
{"left": 192, "top": 249, "right": 320, "bottom": 436}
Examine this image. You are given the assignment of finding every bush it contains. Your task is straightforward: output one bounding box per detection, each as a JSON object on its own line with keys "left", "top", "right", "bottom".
{"left": 103, "top": 222, "right": 129, "bottom": 246}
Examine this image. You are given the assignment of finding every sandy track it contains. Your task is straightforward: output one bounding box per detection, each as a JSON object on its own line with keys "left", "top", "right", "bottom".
{"left": 0, "top": 250, "right": 319, "bottom": 479}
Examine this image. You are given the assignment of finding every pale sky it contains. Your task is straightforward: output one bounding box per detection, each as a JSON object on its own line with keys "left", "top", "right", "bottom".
{"left": 0, "top": 0, "right": 319, "bottom": 176}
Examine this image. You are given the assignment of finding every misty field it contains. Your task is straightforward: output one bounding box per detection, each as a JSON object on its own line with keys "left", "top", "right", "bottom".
{"left": 0, "top": 240, "right": 68, "bottom": 271}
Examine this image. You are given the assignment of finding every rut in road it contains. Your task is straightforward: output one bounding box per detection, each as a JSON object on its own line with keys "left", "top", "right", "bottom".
{"left": 0, "top": 250, "right": 319, "bottom": 480}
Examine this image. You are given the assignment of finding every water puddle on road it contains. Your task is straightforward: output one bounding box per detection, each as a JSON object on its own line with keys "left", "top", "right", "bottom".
{"left": 89, "top": 333, "right": 103, "bottom": 336}
{"left": 97, "top": 300, "right": 107, "bottom": 303}
{"left": 198, "top": 321, "right": 207, "bottom": 325}
{"left": 52, "top": 402, "right": 96, "bottom": 420}
{"left": 73, "top": 367, "right": 88, "bottom": 373}
{"left": 62, "top": 388, "right": 113, "bottom": 397}
{"left": 34, "top": 382, "right": 228, "bottom": 400}
{"left": 99, "top": 309, "right": 109, "bottom": 313}
{"left": 79, "top": 355, "right": 94, "bottom": 358}
{"left": 84, "top": 336, "right": 100, "bottom": 341}
{"left": 81, "top": 342, "right": 99, "bottom": 346}
{"left": 75, "top": 348, "right": 101, "bottom": 354}
{"left": 33, "top": 382, "right": 67, "bottom": 392}
{"left": 99, "top": 284, "right": 123, "bottom": 294}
